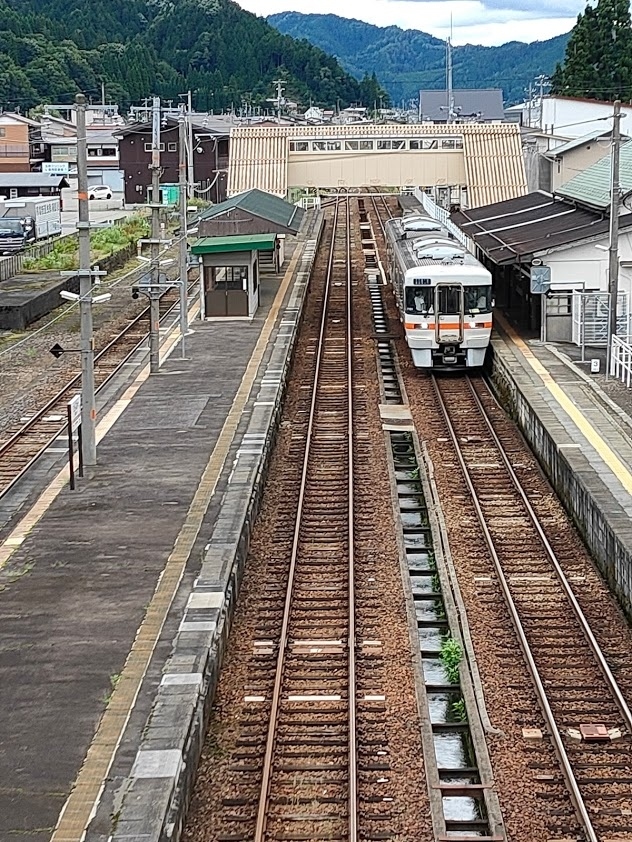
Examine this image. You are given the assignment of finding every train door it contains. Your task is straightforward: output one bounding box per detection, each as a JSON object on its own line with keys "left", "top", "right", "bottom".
{"left": 434, "top": 283, "right": 464, "bottom": 344}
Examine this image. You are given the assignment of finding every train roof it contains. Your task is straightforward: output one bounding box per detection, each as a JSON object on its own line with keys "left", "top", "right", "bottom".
{"left": 387, "top": 216, "right": 485, "bottom": 273}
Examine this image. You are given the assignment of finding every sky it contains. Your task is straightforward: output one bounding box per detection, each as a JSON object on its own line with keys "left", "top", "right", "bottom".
{"left": 236, "top": 0, "right": 584, "bottom": 46}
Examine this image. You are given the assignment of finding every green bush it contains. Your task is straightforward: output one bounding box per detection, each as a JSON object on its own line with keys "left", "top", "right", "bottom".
{"left": 22, "top": 216, "right": 150, "bottom": 270}
{"left": 440, "top": 636, "right": 463, "bottom": 685}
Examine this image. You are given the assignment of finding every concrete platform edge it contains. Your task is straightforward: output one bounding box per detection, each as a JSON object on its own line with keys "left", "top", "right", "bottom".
{"left": 108, "top": 216, "right": 324, "bottom": 842}
{"left": 489, "top": 338, "right": 632, "bottom": 624}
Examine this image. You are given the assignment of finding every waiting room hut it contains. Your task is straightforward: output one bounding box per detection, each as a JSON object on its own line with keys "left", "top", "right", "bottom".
{"left": 191, "top": 233, "right": 279, "bottom": 318}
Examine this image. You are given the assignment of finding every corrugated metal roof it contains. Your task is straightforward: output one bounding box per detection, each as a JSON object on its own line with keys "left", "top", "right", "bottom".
{"left": 545, "top": 130, "right": 623, "bottom": 158}
{"left": 191, "top": 233, "right": 276, "bottom": 254}
{"left": 0, "top": 174, "right": 67, "bottom": 188}
{"left": 451, "top": 190, "right": 632, "bottom": 264}
{"left": 556, "top": 141, "right": 632, "bottom": 209}
{"left": 227, "top": 123, "right": 527, "bottom": 206}
{"left": 420, "top": 89, "right": 504, "bottom": 122}
{"left": 198, "top": 188, "right": 304, "bottom": 233}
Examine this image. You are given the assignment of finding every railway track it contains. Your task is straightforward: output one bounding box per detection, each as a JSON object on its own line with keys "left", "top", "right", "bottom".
{"left": 254, "top": 196, "right": 357, "bottom": 840}
{"left": 432, "top": 374, "right": 632, "bottom": 841}
{"left": 0, "top": 285, "right": 184, "bottom": 499}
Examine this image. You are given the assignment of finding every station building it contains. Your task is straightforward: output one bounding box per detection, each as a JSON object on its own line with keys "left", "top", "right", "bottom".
{"left": 227, "top": 123, "right": 527, "bottom": 209}
{"left": 451, "top": 142, "right": 632, "bottom": 343}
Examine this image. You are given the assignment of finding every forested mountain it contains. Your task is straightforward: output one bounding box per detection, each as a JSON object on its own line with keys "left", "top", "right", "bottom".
{"left": 552, "top": 0, "right": 632, "bottom": 100}
{"left": 268, "top": 12, "right": 570, "bottom": 104}
{"left": 0, "top": 0, "right": 384, "bottom": 112}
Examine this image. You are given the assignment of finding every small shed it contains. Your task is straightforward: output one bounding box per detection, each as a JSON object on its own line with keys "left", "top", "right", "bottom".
{"left": 197, "top": 188, "right": 305, "bottom": 239}
{"left": 191, "top": 233, "right": 277, "bottom": 318}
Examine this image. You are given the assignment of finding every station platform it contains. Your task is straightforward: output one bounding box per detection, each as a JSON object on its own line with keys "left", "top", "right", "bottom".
{"left": 491, "top": 312, "right": 632, "bottom": 622}
{"left": 0, "top": 213, "right": 321, "bottom": 842}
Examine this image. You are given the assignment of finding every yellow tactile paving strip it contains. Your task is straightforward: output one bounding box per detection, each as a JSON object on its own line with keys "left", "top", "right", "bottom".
{"left": 496, "top": 312, "right": 632, "bottom": 497}
{"left": 49, "top": 246, "right": 302, "bottom": 842}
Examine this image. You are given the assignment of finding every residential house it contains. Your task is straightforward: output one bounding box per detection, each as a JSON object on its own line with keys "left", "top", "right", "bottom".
{"left": 518, "top": 95, "right": 632, "bottom": 137}
{"left": 419, "top": 89, "right": 505, "bottom": 123}
{"left": 116, "top": 115, "right": 231, "bottom": 205}
{"left": 32, "top": 114, "right": 123, "bottom": 190}
{"left": 0, "top": 173, "right": 69, "bottom": 200}
{"left": 0, "top": 113, "right": 31, "bottom": 173}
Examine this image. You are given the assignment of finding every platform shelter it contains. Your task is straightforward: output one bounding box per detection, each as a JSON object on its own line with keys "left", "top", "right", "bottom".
{"left": 191, "top": 233, "right": 277, "bottom": 318}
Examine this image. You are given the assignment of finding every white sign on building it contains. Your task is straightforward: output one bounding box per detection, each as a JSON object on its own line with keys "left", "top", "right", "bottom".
{"left": 42, "top": 162, "right": 70, "bottom": 175}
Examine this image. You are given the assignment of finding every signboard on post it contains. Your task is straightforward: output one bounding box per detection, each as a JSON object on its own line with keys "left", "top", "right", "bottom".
{"left": 530, "top": 265, "right": 552, "bottom": 294}
{"left": 67, "top": 394, "right": 83, "bottom": 490}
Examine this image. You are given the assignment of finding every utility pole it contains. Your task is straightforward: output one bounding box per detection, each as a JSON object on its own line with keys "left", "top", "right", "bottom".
{"left": 187, "top": 90, "right": 195, "bottom": 199}
{"left": 149, "top": 95, "right": 162, "bottom": 374}
{"left": 607, "top": 99, "right": 623, "bottom": 377}
{"left": 273, "top": 79, "right": 284, "bottom": 124}
{"left": 526, "top": 81, "right": 533, "bottom": 127}
{"left": 76, "top": 93, "right": 97, "bottom": 466}
{"left": 418, "top": 90, "right": 422, "bottom": 123}
{"left": 535, "top": 74, "right": 549, "bottom": 129}
{"left": 178, "top": 106, "right": 189, "bottom": 358}
{"left": 446, "top": 36, "right": 454, "bottom": 123}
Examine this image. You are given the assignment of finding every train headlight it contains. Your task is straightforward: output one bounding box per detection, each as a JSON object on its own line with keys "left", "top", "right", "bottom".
{"left": 469, "top": 322, "right": 476, "bottom": 329}
{"left": 420, "top": 322, "right": 428, "bottom": 329}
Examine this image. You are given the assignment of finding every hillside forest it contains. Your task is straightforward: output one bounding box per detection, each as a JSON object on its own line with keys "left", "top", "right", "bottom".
{"left": 0, "top": 0, "right": 386, "bottom": 112}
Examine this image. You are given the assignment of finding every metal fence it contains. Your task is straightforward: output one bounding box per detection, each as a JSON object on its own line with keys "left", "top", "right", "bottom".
{"left": 571, "top": 292, "right": 629, "bottom": 347}
{"left": 611, "top": 335, "right": 632, "bottom": 385}
{"left": 0, "top": 237, "right": 61, "bottom": 282}
{"left": 413, "top": 188, "right": 474, "bottom": 252}
{"left": 0, "top": 216, "right": 131, "bottom": 283}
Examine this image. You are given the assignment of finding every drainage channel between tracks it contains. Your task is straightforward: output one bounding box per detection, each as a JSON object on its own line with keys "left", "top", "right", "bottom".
{"left": 359, "top": 198, "right": 505, "bottom": 842}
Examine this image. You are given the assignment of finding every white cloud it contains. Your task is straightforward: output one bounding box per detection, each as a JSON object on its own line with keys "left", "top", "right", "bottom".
{"left": 237, "top": 0, "right": 577, "bottom": 46}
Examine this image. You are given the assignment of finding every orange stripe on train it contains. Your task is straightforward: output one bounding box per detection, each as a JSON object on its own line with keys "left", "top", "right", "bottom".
{"left": 404, "top": 322, "right": 492, "bottom": 330}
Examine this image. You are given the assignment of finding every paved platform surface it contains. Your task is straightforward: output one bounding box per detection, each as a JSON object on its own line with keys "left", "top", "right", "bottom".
{"left": 493, "top": 314, "right": 632, "bottom": 613}
{"left": 0, "top": 227, "right": 311, "bottom": 840}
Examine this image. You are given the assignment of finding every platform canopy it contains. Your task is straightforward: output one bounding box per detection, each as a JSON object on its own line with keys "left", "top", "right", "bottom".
{"left": 191, "top": 233, "right": 276, "bottom": 255}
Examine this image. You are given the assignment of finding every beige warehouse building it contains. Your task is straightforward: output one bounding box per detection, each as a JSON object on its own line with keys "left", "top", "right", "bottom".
{"left": 227, "top": 123, "right": 527, "bottom": 208}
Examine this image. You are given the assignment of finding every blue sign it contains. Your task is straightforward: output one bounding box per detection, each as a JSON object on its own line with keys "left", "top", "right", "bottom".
{"left": 530, "top": 265, "right": 551, "bottom": 294}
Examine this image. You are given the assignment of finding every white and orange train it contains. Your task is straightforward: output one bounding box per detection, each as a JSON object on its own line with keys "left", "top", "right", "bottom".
{"left": 386, "top": 213, "right": 493, "bottom": 369}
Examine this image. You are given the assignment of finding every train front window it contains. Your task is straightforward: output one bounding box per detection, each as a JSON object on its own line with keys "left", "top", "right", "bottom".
{"left": 464, "top": 285, "right": 492, "bottom": 314}
{"left": 436, "top": 285, "right": 461, "bottom": 315}
{"left": 406, "top": 287, "right": 433, "bottom": 315}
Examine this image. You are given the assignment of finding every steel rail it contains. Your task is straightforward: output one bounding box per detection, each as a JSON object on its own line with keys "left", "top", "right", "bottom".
{"left": 0, "top": 284, "right": 188, "bottom": 500}
{"left": 431, "top": 374, "right": 600, "bottom": 842}
{"left": 253, "top": 197, "right": 357, "bottom": 841}
{"left": 345, "top": 196, "right": 358, "bottom": 842}
{"left": 471, "top": 375, "right": 632, "bottom": 731}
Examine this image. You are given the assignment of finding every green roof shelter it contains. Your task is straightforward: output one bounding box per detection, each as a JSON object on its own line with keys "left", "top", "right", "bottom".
{"left": 191, "top": 234, "right": 278, "bottom": 318}
{"left": 197, "top": 188, "right": 305, "bottom": 238}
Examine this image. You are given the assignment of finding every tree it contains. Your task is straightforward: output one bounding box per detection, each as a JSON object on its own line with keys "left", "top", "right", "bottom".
{"left": 552, "top": 0, "right": 632, "bottom": 100}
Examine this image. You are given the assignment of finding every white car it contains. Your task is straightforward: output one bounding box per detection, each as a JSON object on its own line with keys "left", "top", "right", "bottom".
{"left": 88, "top": 185, "right": 113, "bottom": 200}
